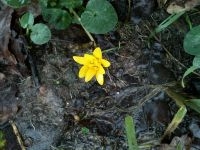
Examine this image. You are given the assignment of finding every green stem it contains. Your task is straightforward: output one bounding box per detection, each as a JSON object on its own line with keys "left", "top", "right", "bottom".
{"left": 102, "top": 42, "right": 122, "bottom": 53}
{"left": 185, "top": 13, "right": 192, "bottom": 29}
{"left": 70, "top": 9, "right": 96, "bottom": 47}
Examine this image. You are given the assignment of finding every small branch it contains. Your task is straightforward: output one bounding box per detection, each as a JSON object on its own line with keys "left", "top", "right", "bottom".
{"left": 70, "top": 9, "right": 96, "bottom": 47}
{"left": 10, "top": 120, "right": 26, "bottom": 150}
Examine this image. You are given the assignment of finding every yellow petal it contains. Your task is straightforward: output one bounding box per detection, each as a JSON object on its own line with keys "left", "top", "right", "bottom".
{"left": 96, "top": 73, "right": 104, "bottom": 85}
{"left": 85, "top": 69, "right": 96, "bottom": 82}
{"left": 73, "top": 56, "right": 85, "bottom": 65}
{"left": 93, "top": 47, "right": 102, "bottom": 59}
{"left": 97, "top": 65, "right": 105, "bottom": 74}
{"left": 101, "top": 59, "right": 110, "bottom": 67}
{"left": 84, "top": 54, "right": 95, "bottom": 61}
{"left": 79, "top": 66, "right": 88, "bottom": 78}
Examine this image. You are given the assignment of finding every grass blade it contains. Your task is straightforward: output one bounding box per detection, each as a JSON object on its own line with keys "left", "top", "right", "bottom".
{"left": 125, "top": 115, "right": 139, "bottom": 150}
{"left": 165, "top": 88, "right": 185, "bottom": 107}
{"left": 181, "top": 65, "right": 199, "bottom": 88}
{"left": 150, "top": 11, "right": 185, "bottom": 38}
{"left": 166, "top": 89, "right": 200, "bottom": 114}
{"left": 184, "top": 99, "right": 200, "bottom": 114}
{"left": 162, "top": 106, "right": 187, "bottom": 139}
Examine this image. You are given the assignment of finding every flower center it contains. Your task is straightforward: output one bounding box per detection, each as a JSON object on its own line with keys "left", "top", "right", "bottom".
{"left": 90, "top": 59, "right": 95, "bottom": 64}
{"left": 87, "top": 58, "right": 101, "bottom": 71}
{"left": 93, "top": 66, "right": 99, "bottom": 71}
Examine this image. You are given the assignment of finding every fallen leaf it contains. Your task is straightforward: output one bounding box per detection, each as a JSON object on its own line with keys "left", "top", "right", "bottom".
{"left": 167, "top": 0, "right": 200, "bottom": 14}
{"left": 0, "top": 7, "right": 17, "bottom": 66}
{"left": 160, "top": 135, "right": 192, "bottom": 150}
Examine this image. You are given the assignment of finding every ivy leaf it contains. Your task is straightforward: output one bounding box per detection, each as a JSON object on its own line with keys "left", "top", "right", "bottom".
{"left": 30, "top": 23, "right": 51, "bottom": 45}
{"left": 4, "top": 0, "right": 29, "bottom": 8}
{"left": 59, "top": 0, "right": 82, "bottom": 9}
{"left": 42, "top": 8, "right": 72, "bottom": 30}
{"left": 19, "top": 12, "right": 34, "bottom": 29}
{"left": 81, "top": 0, "right": 118, "bottom": 34}
{"left": 184, "top": 25, "right": 200, "bottom": 56}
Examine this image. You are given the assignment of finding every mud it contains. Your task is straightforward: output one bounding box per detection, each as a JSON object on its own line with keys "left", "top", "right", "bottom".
{"left": 15, "top": 22, "right": 177, "bottom": 149}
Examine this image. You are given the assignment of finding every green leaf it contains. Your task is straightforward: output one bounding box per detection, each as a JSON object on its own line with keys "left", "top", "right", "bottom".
{"left": 39, "top": 0, "right": 48, "bottom": 8}
{"left": 81, "top": 0, "right": 118, "bottom": 34}
{"left": 184, "top": 25, "right": 200, "bottom": 55}
{"left": 81, "top": 127, "right": 89, "bottom": 135}
{"left": 181, "top": 65, "right": 199, "bottom": 87}
{"left": 176, "top": 142, "right": 183, "bottom": 150}
{"left": 59, "top": 0, "right": 82, "bottom": 9}
{"left": 185, "top": 13, "right": 192, "bottom": 30}
{"left": 165, "top": 89, "right": 200, "bottom": 114}
{"left": 42, "top": 8, "right": 72, "bottom": 30}
{"left": 19, "top": 12, "right": 34, "bottom": 29}
{"left": 125, "top": 116, "right": 139, "bottom": 150}
{"left": 4, "top": 0, "right": 29, "bottom": 8}
{"left": 193, "top": 56, "right": 200, "bottom": 67}
{"left": 184, "top": 99, "right": 200, "bottom": 114}
{"left": 150, "top": 11, "right": 185, "bottom": 38}
{"left": 0, "top": 131, "right": 6, "bottom": 149}
{"left": 165, "top": 89, "right": 185, "bottom": 107}
{"left": 30, "top": 23, "right": 51, "bottom": 45}
{"left": 71, "top": 6, "right": 85, "bottom": 24}
{"left": 162, "top": 106, "right": 187, "bottom": 139}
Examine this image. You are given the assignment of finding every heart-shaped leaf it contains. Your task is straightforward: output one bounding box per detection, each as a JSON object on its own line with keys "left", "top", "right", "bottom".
{"left": 193, "top": 56, "right": 200, "bottom": 67}
{"left": 30, "top": 23, "right": 51, "bottom": 45}
{"left": 19, "top": 12, "right": 34, "bottom": 29}
{"left": 184, "top": 25, "right": 200, "bottom": 56}
{"left": 81, "top": 0, "right": 118, "bottom": 34}
{"left": 42, "top": 8, "right": 72, "bottom": 30}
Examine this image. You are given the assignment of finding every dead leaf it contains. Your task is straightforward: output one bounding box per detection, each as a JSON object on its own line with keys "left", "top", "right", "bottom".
{"left": 0, "top": 84, "right": 19, "bottom": 125}
{"left": 167, "top": 0, "right": 200, "bottom": 14}
{"left": 10, "top": 34, "right": 27, "bottom": 64}
{"left": 0, "top": 7, "right": 17, "bottom": 66}
{"left": 160, "top": 135, "right": 192, "bottom": 150}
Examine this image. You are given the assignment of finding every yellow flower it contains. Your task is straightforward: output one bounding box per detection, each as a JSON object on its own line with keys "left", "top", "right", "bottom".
{"left": 73, "top": 47, "right": 110, "bottom": 85}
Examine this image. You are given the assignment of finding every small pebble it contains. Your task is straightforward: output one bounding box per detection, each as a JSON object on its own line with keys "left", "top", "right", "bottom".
{"left": 0, "top": 73, "right": 5, "bottom": 81}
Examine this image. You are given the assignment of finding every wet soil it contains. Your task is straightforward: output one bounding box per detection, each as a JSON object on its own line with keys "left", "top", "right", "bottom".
{"left": 1, "top": 1, "right": 200, "bottom": 150}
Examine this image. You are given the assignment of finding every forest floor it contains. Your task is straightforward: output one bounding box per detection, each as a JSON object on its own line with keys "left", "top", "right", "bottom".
{"left": 1, "top": 1, "right": 200, "bottom": 150}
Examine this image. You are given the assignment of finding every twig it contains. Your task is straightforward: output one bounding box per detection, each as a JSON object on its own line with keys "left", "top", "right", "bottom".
{"left": 9, "top": 120, "right": 26, "bottom": 150}
{"left": 127, "top": 0, "right": 131, "bottom": 21}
